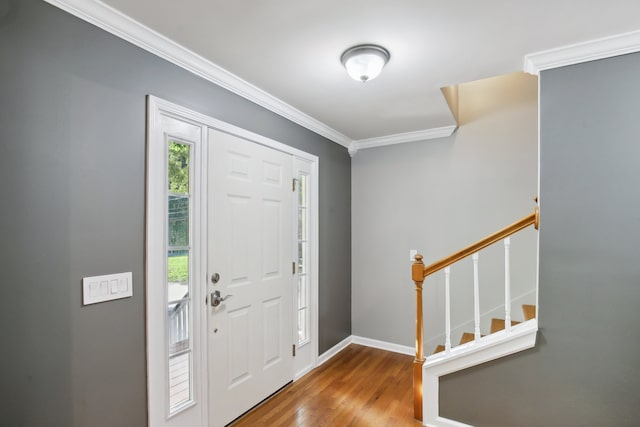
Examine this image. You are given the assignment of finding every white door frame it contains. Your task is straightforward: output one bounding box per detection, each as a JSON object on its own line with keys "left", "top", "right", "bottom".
{"left": 292, "top": 157, "right": 318, "bottom": 379}
{"left": 146, "top": 96, "right": 319, "bottom": 426}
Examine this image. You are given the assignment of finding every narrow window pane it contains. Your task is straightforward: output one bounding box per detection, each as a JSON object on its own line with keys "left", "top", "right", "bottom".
{"left": 297, "top": 275, "right": 307, "bottom": 309}
{"left": 297, "top": 171, "right": 310, "bottom": 346}
{"left": 298, "top": 174, "right": 307, "bottom": 207}
{"left": 169, "top": 195, "right": 189, "bottom": 247}
{"left": 168, "top": 250, "right": 189, "bottom": 288}
{"left": 297, "top": 207, "right": 307, "bottom": 241}
{"left": 169, "top": 352, "right": 191, "bottom": 409}
{"left": 297, "top": 242, "right": 307, "bottom": 275}
{"left": 168, "top": 141, "right": 190, "bottom": 194}
{"left": 167, "top": 139, "right": 193, "bottom": 414}
{"left": 298, "top": 308, "right": 308, "bottom": 343}
{"left": 168, "top": 301, "right": 190, "bottom": 354}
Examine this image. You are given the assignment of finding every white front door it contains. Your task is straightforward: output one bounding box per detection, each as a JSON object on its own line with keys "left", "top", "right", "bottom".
{"left": 207, "top": 129, "right": 294, "bottom": 426}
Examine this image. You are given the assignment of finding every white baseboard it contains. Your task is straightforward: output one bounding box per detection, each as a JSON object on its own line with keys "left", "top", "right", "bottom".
{"left": 293, "top": 363, "right": 314, "bottom": 381}
{"left": 425, "top": 417, "right": 473, "bottom": 427}
{"left": 351, "top": 335, "right": 414, "bottom": 356}
{"left": 317, "top": 334, "right": 415, "bottom": 368}
{"left": 317, "top": 336, "right": 352, "bottom": 366}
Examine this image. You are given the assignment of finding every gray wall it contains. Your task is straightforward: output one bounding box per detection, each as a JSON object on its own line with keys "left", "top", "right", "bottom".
{"left": 351, "top": 72, "right": 538, "bottom": 349}
{"left": 440, "top": 52, "right": 640, "bottom": 425}
{"left": 0, "top": 1, "right": 351, "bottom": 426}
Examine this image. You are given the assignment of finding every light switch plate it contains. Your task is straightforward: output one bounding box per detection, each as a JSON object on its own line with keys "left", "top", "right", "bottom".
{"left": 83, "top": 272, "right": 133, "bottom": 305}
{"left": 410, "top": 249, "right": 418, "bottom": 261}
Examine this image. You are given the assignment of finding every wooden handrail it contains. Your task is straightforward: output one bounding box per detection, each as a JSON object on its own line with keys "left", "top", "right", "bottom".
{"left": 421, "top": 207, "right": 539, "bottom": 278}
{"left": 410, "top": 205, "right": 539, "bottom": 421}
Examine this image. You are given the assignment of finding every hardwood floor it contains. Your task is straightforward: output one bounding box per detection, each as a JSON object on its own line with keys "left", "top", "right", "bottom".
{"left": 230, "top": 344, "right": 422, "bottom": 426}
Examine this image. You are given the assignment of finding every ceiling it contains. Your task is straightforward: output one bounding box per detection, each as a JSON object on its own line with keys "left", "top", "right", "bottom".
{"left": 64, "top": 0, "right": 640, "bottom": 146}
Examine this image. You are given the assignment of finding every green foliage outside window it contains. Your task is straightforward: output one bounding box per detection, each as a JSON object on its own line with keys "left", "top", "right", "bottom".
{"left": 168, "top": 142, "right": 190, "bottom": 194}
{"left": 168, "top": 141, "right": 190, "bottom": 284}
{"left": 168, "top": 255, "right": 189, "bottom": 283}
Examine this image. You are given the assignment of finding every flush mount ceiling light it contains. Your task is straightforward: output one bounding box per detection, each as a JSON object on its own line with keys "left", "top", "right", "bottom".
{"left": 341, "top": 44, "right": 390, "bottom": 83}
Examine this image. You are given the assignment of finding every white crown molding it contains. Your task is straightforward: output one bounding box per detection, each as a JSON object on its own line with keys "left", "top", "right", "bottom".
{"left": 42, "top": 0, "right": 353, "bottom": 148}
{"left": 347, "top": 142, "right": 359, "bottom": 157}
{"left": 524, "top": 29, "right": 640, "bottom": 75}
{"left": 43, "top": 0, "right": 464, "bottom": 154}
{"left": 43, "top": 2, "right": 640, "bottom": 154}
{"left": 349, "top": 125, "right": 458, "bottom": 156}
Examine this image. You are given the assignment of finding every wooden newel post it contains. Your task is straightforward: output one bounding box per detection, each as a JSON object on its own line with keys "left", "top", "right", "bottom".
{"left": 412, "top": 254, "right": 425, "bottom": 421}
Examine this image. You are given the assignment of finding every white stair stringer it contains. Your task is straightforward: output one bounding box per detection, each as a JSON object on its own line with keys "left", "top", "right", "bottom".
{"left": 422, "top": 319, "right": 538, "bottom": 427}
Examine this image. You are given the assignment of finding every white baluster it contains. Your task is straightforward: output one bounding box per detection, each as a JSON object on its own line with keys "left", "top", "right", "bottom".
{"left": 504, "top": 237, "right": 511, "bottom": 333}
{"left": 444, "top": 267, "right": 451, "bottom": 353}
{"left": 473, "top": 253, "right": 481, "bottom": 341}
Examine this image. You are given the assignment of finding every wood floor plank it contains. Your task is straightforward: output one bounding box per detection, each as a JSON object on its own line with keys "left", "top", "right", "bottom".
{"left": 230, "top": 344, "right": 421, "bottom": 426}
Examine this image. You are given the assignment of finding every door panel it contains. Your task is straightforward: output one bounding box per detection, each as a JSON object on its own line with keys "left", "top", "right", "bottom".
{"left": 227, "top": 305, "right": 251, "bottom": 387}
{"left": 263, "top": 297, "right": 283, "bottom": 366}
{"left": 208, "top": 129, "right": 293, "bottom": 427}
{"left": 262, "top": 200, "right": 282, "bottom": 276}
{"left": 228, "top": 195, "right": 250, "bottom": 283}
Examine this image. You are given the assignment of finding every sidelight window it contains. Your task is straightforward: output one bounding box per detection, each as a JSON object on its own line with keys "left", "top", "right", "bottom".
{"left": 167, "top": 140, "right": 194, "bottom": 413}
{"left": 296, "top": 173, "right": 310, "bottom": 345}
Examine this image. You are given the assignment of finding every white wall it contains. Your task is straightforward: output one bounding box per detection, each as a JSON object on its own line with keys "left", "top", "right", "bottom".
{"left": 351, "top": 72, "right": 538, "bottom": 350}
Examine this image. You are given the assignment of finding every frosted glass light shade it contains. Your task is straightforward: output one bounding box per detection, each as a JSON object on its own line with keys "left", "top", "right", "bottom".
{"left": 341, "top": 45, "right": 390, "bottom": 83}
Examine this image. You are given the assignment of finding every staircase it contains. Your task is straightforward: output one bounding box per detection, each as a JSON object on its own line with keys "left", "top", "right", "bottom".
{"left": 433, "top": 305, "right": 535, "bottom": 355}
{"left": 411, "top": 207, "right": 540, "bottom": 426}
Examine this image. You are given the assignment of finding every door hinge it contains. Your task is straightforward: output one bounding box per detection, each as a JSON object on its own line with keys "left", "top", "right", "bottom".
{"left": 292, "top": 344, "right": 296, "bottom": 357}
{"left": 292, "top": 261, "right": 296, "bottom": 275}
{"left": 292, "top": 178, "right": 297, "bottom": 192}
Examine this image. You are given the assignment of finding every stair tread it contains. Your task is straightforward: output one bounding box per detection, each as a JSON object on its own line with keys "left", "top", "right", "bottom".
{"left": 459, "top": 332, "right": 484, "bottom": 344}
{"left": 459, "top": 332, "right": 475, "bottom": 344}
{"left": 522, "top": 304, "right": 536, "bottom": 321}
{"left": 490, "top": 318, "right": 520, "bottom": 334}
{"left": 433, "top": 304, "right": 538, "bottom": 355}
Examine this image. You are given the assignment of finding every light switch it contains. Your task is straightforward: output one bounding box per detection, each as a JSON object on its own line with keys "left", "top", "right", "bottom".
{"left": 410, "top": 249, "right": 418, "bottom": 261}
{"left": 83, "top": 272, "right": 133, "bottom": 305}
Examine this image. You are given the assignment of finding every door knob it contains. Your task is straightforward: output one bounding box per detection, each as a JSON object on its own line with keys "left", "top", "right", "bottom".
{"left": 210, "top": 290, "right": 232, "bottom": 307}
